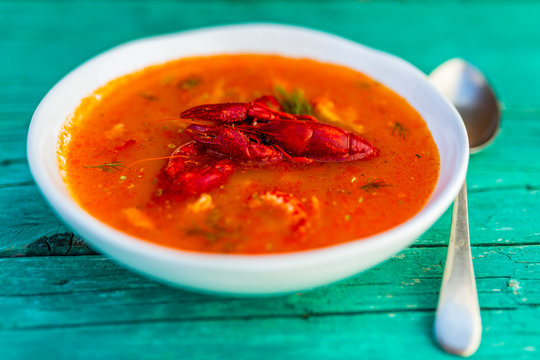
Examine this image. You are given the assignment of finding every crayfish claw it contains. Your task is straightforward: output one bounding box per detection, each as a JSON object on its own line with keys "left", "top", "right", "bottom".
{"left": 157, "top": 140, "right": 237, "bottom": 201}
{"left": 180, "top": 103, "right": 249, "bottom": 123}
{"left": 180, "top": 104, "right": 219, "bottom": 120}
{"left": 253, "top": 95, "right": 282, "bottom": 111}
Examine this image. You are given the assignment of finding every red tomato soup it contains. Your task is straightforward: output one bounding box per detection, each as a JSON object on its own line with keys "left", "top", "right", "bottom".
{"left": 58, "top": 55, "right": 440, "bottom": 254}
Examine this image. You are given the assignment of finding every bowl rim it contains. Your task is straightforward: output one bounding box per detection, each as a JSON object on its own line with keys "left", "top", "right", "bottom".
{"left": 27, "top": 23, "right": 468, "bottom": 272}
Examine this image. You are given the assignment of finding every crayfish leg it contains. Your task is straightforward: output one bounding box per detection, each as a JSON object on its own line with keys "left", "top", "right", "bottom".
{"left": 295, "top": 114, "right": 318, "bottom": 122}
{"left": 159, "top": 159, "right": 236, "bottom": 201}
{"left": 252, "top": 95, "right": 282, "bottom": 111}
{"left": 270, "top": 144, "right": 313, "bottom": 164}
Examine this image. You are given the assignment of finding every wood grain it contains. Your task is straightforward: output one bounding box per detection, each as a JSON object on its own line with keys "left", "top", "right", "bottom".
{"left": 0, "top": 249, "right": 538, "bottom": 359}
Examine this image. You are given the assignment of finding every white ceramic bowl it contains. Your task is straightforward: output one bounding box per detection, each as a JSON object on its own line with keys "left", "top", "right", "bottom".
{"left": 27, "top": 24, "right": 468, "bottom": 295}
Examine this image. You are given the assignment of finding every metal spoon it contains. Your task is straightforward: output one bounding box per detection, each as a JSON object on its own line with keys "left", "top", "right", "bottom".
{"left": 428, "top": 59, "right": 501, "bottom": 357}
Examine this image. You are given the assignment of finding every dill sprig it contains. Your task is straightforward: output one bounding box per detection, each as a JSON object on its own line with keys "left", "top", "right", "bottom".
{"left": 139, "top": 91, "right": 157, "bottom": 101}
{"left": 392, "top": 121, "right": 409, "bottom": 139}
{"left": 178, "top": 76, "right": 200, "bottom": 90}
{"left": 360, "top": 178, "right": 392, "bottom": 193}
{"left": 273, "top": 85, "right": 313, "bottom": 115}
{"left": 84, "top": 161, "right": 125, "bottom": 172}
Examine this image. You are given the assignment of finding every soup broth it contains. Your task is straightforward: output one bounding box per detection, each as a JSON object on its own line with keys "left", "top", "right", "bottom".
{"left": 59, "top": 55, "right": 440, "bottom": 254}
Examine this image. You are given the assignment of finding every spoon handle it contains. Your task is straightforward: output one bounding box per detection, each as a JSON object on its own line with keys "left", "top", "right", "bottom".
{"left": 434, "top": 182, "right": 482, "bottom": 357}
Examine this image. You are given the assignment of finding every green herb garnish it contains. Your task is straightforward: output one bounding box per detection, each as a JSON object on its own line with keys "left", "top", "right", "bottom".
{"left": 186, "top": 227, "right": 218, "bottom": 244}
{"left": 139, "top": 91, "right": 157, "bottom": 101}
{"left": 84, "top": 161, "right": 125, "bottom": 173}
{"left": 273, "top": 85, "right": 313, "bottom": 115}
{"left": 178, "top": 77, "right": 200, "bottom": 90}
{"left": 392, "top": 121, "right": 409, "bottom": 139}
{"left": 185, "top": 209, "right": 235, "bottom": 245}
{"left": 360, "top": 179, "right": 392, "bottom": 193}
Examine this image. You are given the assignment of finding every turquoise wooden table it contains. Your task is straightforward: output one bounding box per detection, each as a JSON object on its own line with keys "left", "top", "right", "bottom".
{"left": 1, "top": 1, "right": 539, "bottom": 359}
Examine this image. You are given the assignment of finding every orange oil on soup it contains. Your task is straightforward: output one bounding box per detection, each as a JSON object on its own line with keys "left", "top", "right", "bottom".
{"left": 59, "top": 55, "right": 440, "bottom": 254}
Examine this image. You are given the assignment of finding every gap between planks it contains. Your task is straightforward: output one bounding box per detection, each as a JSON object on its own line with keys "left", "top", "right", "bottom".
{"left": 7, "top": 306, "right": 529, "bottom": 332}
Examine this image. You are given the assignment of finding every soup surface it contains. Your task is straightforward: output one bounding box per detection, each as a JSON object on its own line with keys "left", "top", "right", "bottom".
{"left": 59, "top": 55, "right": 440, "bottom": 254}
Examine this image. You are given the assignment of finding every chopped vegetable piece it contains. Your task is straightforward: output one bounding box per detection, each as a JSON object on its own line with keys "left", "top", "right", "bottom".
{"left": 179, "top": 77, "right": 200, "bottom": 90}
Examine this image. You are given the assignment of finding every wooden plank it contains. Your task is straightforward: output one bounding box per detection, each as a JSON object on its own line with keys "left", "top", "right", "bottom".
{"left": 1, "top": 308, "right": 539, "bottom": 360}
{"left": 0, "top": 246, "right": 537, "bottom": 328}
{"left": 0, "top": 161, "right": 33, "bottom": 187}
{"left": 0, "top": 1, "right": 539, "bottom": 109}
{"left": 0, "top": 185, "right": 73, "bottom": 257}
{"left": 0, "top": 248, "right": 538, "bottom": 359}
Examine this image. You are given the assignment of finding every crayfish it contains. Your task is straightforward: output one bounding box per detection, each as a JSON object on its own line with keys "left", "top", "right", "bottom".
{"left": 159, "top": 95, "right": 379, "bottom": 199}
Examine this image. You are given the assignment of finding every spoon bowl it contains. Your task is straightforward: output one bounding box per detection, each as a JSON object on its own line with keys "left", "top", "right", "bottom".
{"left": 429, "top": 59, "right": 501, "bottom": 152}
